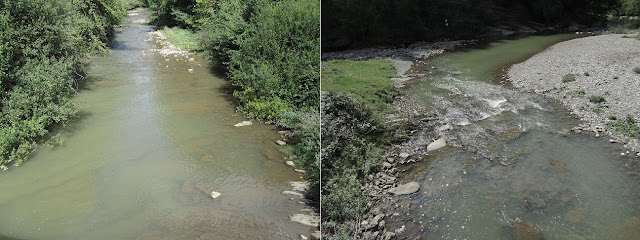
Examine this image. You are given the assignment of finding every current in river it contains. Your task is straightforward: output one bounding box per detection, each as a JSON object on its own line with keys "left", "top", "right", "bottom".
{"left": 0, "top": 9, "right": 311, "bottom": 240}
{"left": 387, "top": 34, "right": 640, "bottom": 240}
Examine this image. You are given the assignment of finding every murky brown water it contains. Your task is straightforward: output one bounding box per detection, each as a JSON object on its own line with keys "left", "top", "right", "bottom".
{"left": 0, "top": 9, "right": 311, "bottom": 240}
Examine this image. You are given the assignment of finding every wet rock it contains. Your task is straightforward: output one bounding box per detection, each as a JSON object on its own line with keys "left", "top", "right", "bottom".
{"left": 294, "top": 169, "right": 306, "bottom": 173}
{"left": 234, "top": 121, "right": 252, "bottom": 127}
{"left": 438, "top": 124, "right": 453, "bottom": 131}
{"left": 286, "top": 161, "right": 296, "bottom": 167}
{"left": 383, "top": 231, "right": 396, "bottom": 240}
{"left": 382, "top": 162, "right": 392, "bottom": 169}
{"left": 399, "top": 152, "right": 410, "bottom": 159}
{"left": 209, "top": 191, "right": 221, "bottom": 199}
{"left": 276, "top": 140, "right": 287, "bottom": 146}
{"left": 299, "top": 234, "right": 308, "bottom": 240}
{"left": 199, "top": 154, "right": 215, "bottom": 163}
{"left": 188, "top": 58, "right": 195, "bottom": 62}
{"left": 310, "top": 231, "right": 321, "bottom": 240}
{"left": 362, "top": 231, "right": 379, "bottom": 239}
{"left": 427, "top": 138, "right": 447, "bottom": 152}
{"left": 388, "top": 182, "right": 420, "bottom": 195}
{"left": 512, "top": 218, "right": 544, "bottom": 240}
{"left": 277, "top": 130, "right": 290, "bottom": 135}
{"left": 386, "top": 157, "right": 395, "bottom": 163}
{"left": 290, "top": 214, "right": 319, "bottom": 227}
{"left": 290, "top": 181, "right": 309, "bottom": 192}
{"left": 282, "top": 191, "right": 304, "bottom": 198}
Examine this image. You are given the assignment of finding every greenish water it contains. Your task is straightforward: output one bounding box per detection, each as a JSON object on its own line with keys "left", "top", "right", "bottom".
{"left": 388, "top": 34, "right": 640, "bottom": 239}
{"left": 0, "top": 9, "right": 309, "bottom": 240}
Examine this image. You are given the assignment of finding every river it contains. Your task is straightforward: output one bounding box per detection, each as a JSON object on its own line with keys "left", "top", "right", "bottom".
{"left": 387, "top": 34, "right": 640, "bottom": 239}
{"left": 0, "top": 9, "right": 311, "bottom": 240}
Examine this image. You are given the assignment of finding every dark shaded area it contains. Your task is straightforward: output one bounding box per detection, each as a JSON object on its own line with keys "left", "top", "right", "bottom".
{"left": 322, "top": 0, "right": 619, "bottom": 50}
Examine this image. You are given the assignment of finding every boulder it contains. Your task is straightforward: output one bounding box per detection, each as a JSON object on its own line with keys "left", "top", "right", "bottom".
{"left": 427, "top": 138, "right": 446, "bottom": 152}
{"left": 276, "top": 140, "right": 287, "bottom": 146}
{"left": 388, "top": 182, "right": 420, "bottom": 195}
{"left": 285, "top": 161, "right": 296, "bottom": 168}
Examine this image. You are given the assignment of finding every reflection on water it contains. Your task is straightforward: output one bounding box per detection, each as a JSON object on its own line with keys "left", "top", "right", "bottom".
{"left": 0, "top": 9, "right": 309, "bottom": 240}
{"left": 388, "top": 35, "right": 640, "bottom": 239}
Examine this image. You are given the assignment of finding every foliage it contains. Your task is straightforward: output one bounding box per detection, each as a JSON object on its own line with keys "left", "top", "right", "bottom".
{"left": 322, "top": 0, "right": 618, "bottom": 49}
{"left": 562, "top": 73, "right": 576, "bottom": 82}
{"left": 147, "top": 0, "right": 195, "bottom": 28}
{"left": 0, "top": 0, "right": 128, "bottom": 168}
{"left": 588, "top": 95, "right": 606, "bottom": 103}
{"left": 226, "top": 0, "right": 320, "bottom": 121}
{"left": 608, "top": 116, "right": 640, "bottom": 138}
{"left": 321, "top": 91, "right": 389, "bottom": 238}
{"left": 278, "top": 110, "right": 320, "bottom": 203}
{"left": 616, "top": 0, "right": 640, "bottom": 15}
{"left": 321, "top": 60, "right": 397, "bottom": 112}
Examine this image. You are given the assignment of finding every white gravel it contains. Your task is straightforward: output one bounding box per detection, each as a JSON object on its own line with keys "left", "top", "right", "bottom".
{"left": 508, "top": 34, "right": 640, "bottom": 151}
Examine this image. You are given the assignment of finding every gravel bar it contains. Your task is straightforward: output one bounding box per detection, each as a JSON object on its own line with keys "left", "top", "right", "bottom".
{"left": 508, "top": 34, "right": 640, "bottom": 151}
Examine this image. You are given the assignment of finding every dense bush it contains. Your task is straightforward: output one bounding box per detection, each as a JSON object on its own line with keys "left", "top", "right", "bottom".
{"left": 0, "top": 0, "right": 128, "bottom": 168}
{"left": 226, "top": 0, "right": 320, "bottom": 121}
{"left": 321, "top": 91, "right": 389, "bottom": 238}
{"left": 147, "top": 0, "right": 194, "bottom": 27}
{"left": 322, "top": 0, "right": 618, "bottom": 49}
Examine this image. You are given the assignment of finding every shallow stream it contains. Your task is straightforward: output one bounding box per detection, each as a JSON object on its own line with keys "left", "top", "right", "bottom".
{"left": 388, "top": 34, "right": 640, "bottom": 239}
{"left": 0, "top": 9, "right": 310, "bottom": 240}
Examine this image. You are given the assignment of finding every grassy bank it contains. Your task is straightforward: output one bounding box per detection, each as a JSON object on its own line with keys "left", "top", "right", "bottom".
{"left": 158, "top": 27, "right": 200, "bottom": 51}
{"left": 321, "top": 59, "right": 397, "bottom": 238}
{"left": 0, "top": 0, "right": 133, "bottom": 169}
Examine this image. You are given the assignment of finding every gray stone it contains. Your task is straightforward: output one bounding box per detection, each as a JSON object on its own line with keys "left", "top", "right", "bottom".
{"left": 290, "top": 181, "right": 309, "bottom": 192}
{"left": 209, "top": 191, "right": 221, "bottom": 199}
{"left": 382, "top": 162, "right": 392, "bottom": 169}
{"left": 290, "top": 214, "right": 319, "bottom": 227}
{"left": 399, "top": 152, "right": 410, "bottom": 159}
{"left": 438, "top": 124, "right": 453, "bottom": 131}
{"left": 311, "top": 231, "right": 321, "bottom": 240}
{"left": 294, "top": 169, "right": 306, "bottom": 173}
{"left": 388, "top": 182, "right": 420, "bottom": 195}
{"left": 286, "top": 161, "right": 296, "bottom": 167}
{"left": 427, "top": 138, "right": 446, "bottom": 152}
{"left": 282, "top": 191, "right": 304, "bottom": 198}
{"left": 277, "top": 140, "right": 287, "bottom": 146}
{"left": 234, "top": 121, "right": 252, "bottom": 127}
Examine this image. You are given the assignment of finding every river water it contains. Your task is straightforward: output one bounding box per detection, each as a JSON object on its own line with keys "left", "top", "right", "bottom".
{"left": 388, "top": 35, "right": 640, "bottom": 239}
{"left": 0, "top": 9, "right": 310, "bottom": 240}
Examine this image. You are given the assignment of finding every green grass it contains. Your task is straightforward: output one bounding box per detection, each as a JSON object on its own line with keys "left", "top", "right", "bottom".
{"left": 159, "top": 26, "right": 200, "bottom": 51}
{"left": 322, "top": 60, "right": 397, "bottom": 112}
{"left": 592, "top": 104, "right": 608, "bottom": 113}
{"left": 562, "top": 73, "right": 576, "bottom": 83}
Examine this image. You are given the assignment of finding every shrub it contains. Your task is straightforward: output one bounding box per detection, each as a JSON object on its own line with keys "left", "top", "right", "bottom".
{"left": 562, "top": 73, "right": 576, "bottom": 83}
{"left": 321, "top": 91, "right": 389, "bottom": 238}
{"left": 227, "top": 0, "right": 320, "bottom": 121}
{"left": 607, "top": 116, "right": 640, "bottom": 138}
{"left": 588, "top": 95, "right": 606, "bottom": 103}
{"left": 634, "top": 67, "right": 640, "bottom": 74}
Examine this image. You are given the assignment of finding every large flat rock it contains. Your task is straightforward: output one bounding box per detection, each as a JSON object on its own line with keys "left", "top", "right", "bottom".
{"left": 388, "top": 182, "right": 420, "bottom": 195}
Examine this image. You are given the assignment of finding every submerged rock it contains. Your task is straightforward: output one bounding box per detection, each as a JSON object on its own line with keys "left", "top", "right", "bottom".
{"left": 512, "top": 218, "right": 544, "bottom": 240}
{"left": 388, "top": 182, "right": 420, "bottom": 195}
{"left": 234, "top": 121, "right": 252, "bottom": 127}
{"left": 199, "top": 154, "right": 215, "bottom": 163}
{"left": 427, "top": 138, "right": 447, "bottom": 152}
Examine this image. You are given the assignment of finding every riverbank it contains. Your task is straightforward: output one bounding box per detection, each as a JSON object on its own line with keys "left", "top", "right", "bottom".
{"left": 321, "top": 41, "right": 466, "bottom": 239}
{"left": 508, "top": 33, "right": 640, "bottom": 154}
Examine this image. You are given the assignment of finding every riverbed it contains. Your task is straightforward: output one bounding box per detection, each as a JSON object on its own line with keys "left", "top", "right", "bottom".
{"left": 0, "top": 9, "right": 310, "bottom": 240}
{"left": 386, "top": 34, "right": 640, "bottom": 239}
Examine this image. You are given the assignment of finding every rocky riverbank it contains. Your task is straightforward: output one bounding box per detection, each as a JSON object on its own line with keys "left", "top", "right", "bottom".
{"left": 508, "top": 33, "right": 640, "bottom": 154}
